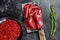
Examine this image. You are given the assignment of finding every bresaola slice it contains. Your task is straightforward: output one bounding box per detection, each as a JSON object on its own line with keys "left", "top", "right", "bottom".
{"left": 33, "top": 14, "right": 43, "bottom": 30}
{"left": 29, "top": 6, "right": 42, "bottom": 16}
{"left": 27, "top": 16, "right": 36, "bottom": 30}
{"left": 0, "top": 19, "right": 22, "bottom": 40}
{"left": 24, "top": 4, "right": 33, "bottom": 18}
{"left": 24, "top": 16, "right": 36, "bottom": 30}
{"left": 23, "top": 3, "right": 43, "bottom": 31}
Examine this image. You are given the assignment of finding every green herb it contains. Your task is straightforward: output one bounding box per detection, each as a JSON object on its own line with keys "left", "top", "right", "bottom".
{"left": 50, "top": 5, "right": 56, "bottom": 36}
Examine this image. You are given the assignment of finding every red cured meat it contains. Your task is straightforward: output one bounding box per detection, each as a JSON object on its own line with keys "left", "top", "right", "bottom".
{"left": 24, "top": 3, "right": 33, "bottom": 18}
{"left": 33, "top": 13, "right": 43, "bottom": 30}
{"left": 24, "top": 3, "right": 43, "bottom": 30}
{"left": 24, "top": 16, "right": 36, "bottom": 30}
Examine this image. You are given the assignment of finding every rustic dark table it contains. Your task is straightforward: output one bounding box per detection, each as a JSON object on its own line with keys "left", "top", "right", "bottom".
{"left": 0, "top": 0, "right": 60, "bottom": 40}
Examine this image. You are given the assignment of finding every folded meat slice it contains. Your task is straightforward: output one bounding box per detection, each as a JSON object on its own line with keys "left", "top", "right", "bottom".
{"left": 24, "top": 3, "right": 33, "bottom": 18}
{"left": 33, "top": 14, "right": 43, "bottom": 30}
{"left": 23, "top": 3, "right": 43, "bottom": 30}
{"left": 24, "top": 16, "right": 36, "bottom": 30}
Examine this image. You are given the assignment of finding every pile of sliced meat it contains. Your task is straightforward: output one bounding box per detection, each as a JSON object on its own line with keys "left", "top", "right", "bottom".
{"left": 0, "top": 19, "right": 21, "bottom": 40}
{"left": 24, "top": 3, "right": 43, "bottom": 30}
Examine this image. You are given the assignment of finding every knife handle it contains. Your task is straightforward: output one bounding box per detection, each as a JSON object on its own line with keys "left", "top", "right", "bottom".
{"left": 38, "top": 29, "right": 46, "bottom": 40}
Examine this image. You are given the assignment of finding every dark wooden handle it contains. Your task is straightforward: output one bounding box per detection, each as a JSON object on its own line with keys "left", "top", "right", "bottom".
{"left": 38, "top": 29, "right": 46, "bottom": 40}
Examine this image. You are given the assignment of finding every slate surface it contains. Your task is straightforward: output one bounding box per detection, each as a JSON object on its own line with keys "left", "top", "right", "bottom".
{"left": 0, "top": 0, "right": 60, "bottom": 40}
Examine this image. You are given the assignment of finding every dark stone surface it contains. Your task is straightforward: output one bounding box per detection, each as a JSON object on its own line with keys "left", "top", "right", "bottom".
{"left": 0, "top": 0, "right": 60, "bottom": 40}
